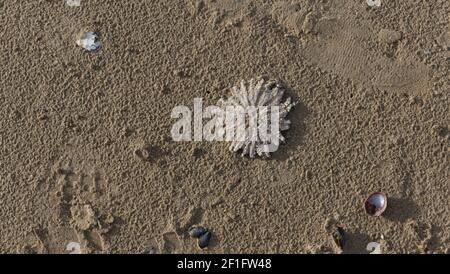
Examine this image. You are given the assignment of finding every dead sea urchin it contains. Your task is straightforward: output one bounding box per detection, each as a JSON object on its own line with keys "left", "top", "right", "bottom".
{"left": 218, "top": 78, "right": 296, "bottom": 158}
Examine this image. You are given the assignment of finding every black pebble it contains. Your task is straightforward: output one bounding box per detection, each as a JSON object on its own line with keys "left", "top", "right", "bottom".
{"left": 198, "top": 231, "right": 211, "bottom": 249}
{"left": 332, "top": 227, "right": 346, "bottom": 250}
{"left": 188, "top": 226, "right": 207, "bottom": 238}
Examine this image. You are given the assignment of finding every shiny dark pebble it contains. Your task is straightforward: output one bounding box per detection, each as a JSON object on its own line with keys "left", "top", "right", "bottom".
{"left": 365, "top": 192, "right": 388, "bottom": 217}
{"left": 331, "top": 226, "right": 346, "bottom": 250}
{"left": 188, "top": 226, "right": 208, "bottom": 238}
{"left": 198, "top": 231, "right": 211, "bottom": 249}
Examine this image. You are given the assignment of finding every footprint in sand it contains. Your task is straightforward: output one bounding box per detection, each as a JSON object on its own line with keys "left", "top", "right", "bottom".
{"left": 271, "top": 0, "right": 430, "bottom": 96}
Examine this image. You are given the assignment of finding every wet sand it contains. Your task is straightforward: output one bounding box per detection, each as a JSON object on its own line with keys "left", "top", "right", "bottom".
{"left": 0, "top": 0, "right": 449, "bottom": 253}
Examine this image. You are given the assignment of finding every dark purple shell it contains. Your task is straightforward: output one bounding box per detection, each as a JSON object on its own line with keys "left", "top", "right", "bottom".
{"left": 198, "top": 231, "right": 211, "bottom": 249}
{"left": 188, "top": 226, "right": 207, "bottom": 238}
{"left": 365, "top": 192, "right": 388, "bottom": 217}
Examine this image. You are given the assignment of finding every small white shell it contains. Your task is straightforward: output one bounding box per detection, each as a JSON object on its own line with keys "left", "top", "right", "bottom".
{"left": 66, "top": 0, "right": 81, "bottom": 7}
{"left": 76, "top": 31, "right": 101, "bottom": 52}
{"left": 366, "top": 0, "right": 381, "bottom": 7}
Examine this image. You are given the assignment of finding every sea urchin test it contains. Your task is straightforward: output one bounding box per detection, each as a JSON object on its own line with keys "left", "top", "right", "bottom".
{"left": 171, "top": 78, "right": 296, "bottom": 158}
{"left": 218, "top": 78, "right": 296, "bottom": 158}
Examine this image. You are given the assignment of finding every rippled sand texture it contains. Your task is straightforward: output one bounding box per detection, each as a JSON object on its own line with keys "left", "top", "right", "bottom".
{"left": 0, "top": 0, "right": 449, "bottom": 253}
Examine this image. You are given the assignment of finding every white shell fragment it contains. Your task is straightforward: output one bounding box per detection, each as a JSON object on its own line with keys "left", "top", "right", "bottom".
{"left": 66, "top": 0, "right": 81, "bottom": 7}
{"left": 219, "top": 78, "right": 296, "bottom": 158}
{"left": 66, "top": 242, "right": 81, "bottom": 254}
{"left": 366, "top": 0, "right": 381, "bottom": 7}
{"left": 76, "top": 31, "right": 101, "bottom": 52}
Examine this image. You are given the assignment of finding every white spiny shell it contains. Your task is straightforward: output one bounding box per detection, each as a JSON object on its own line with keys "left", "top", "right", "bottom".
{"left": 219, "top": 78, "right": 296, "bottom": 158}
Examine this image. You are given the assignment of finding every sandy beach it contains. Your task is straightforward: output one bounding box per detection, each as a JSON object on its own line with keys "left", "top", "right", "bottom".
{"left": 0, "top": 0, "right": 449, "bottom": 254}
